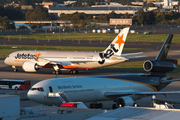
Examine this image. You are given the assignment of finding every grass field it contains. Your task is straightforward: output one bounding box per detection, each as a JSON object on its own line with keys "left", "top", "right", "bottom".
{"left": 0, "top": 33, "right": 180, "bottom": 43}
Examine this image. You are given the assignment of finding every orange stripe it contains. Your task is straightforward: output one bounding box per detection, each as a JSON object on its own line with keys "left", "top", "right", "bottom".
{"left": 62, "top": 65, "right": 93, "bottom": 69}
{"left": 15, "top": 60, "right": 28, "bottom": 62}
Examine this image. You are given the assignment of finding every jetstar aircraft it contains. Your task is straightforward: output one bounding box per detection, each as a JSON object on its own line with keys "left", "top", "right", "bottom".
{"left": 27, "top": 34, "right": 180, "bottom": 109}
{"left": 4, "top": 27, "right": 141, "bottom": 74}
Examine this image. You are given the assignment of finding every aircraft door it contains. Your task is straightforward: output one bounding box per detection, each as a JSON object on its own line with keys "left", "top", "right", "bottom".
{"left": 49, "top": 86, "right": 53, "bottom": 93}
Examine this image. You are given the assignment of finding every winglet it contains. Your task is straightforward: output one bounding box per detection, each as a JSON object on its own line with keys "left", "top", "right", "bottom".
{"left": 103, "top": 27, "right": 130, "bottom": 56}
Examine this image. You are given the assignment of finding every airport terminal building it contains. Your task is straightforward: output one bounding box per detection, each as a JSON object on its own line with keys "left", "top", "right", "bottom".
{"left": 48, "top": 6, "right": 143, "bottom": 18}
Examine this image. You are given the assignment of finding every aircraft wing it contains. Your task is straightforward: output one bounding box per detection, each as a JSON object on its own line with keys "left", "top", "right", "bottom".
{"left": 33, "top": 56, "right": 72, "bottom": 66}
{"left": 104, "top": 91, "right": 180, "bottom": 97}
{"left": 121, "top": 52, "right": 143, "bottom": 57}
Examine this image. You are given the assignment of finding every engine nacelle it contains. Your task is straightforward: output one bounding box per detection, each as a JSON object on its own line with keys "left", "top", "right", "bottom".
{"left": 143, "top": 60, "right": 176, "bottom": 73}
{"left": 22, "top": 61, "right": 40, "bottom": 72}
{"left": 116, "top": 96, "right": 134, "bottom": 107}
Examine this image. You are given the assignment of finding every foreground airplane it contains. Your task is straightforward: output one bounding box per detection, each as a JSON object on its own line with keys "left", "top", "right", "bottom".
{"left": 4, "top": 27, "right": 141, "bottom": 74}
{"left": 27, "top": 34, "right": 180, "bottom": 109}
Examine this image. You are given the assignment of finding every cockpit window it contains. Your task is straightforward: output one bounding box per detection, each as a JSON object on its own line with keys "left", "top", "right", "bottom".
{"left": 31, "top": 87, "right": 44, "bottom": 91}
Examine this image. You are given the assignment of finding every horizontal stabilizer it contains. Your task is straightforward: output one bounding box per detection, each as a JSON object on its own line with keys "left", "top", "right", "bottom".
{"left": 164, "top": 58, "right": 178, "bottom": 65}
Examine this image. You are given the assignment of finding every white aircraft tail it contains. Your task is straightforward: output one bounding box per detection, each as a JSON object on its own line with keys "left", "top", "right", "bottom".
{"left": 103, "top": 27, "right": 129, "bottom": 56}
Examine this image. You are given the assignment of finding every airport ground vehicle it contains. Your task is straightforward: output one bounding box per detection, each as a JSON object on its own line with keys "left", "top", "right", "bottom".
{"left": 0, "top": 79, "right": 31, "bottom": 90}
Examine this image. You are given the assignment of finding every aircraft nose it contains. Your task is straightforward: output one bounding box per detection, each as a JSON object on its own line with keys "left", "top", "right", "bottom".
{"left": 4, "top": 57, "right": 9, "bottom": 65}
{"left": 27, "top": 90, "right": 42, "bottom": 102}
{"left": 27, "top": 89, "right": 47, "bottom": 104}
{"left": 27, "top": 90, "right": 36, "bottom": 101}
{"left": 4, "top": 57, "right": 11, "bottom": 65}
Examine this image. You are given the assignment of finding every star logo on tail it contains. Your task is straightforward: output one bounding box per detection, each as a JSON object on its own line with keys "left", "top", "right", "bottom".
{"left": 115, "top": 34, "right": 124, "bottom": 49}
{"left": 35, "top": 53, "right": 42, "bottom": 57}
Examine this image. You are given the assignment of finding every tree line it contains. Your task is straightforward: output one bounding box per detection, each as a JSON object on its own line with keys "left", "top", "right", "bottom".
{"left": 1, "top": 3, "right": 180, "bottom": 29}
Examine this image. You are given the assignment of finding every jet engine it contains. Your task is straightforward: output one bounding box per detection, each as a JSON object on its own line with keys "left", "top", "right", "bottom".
{"left": 22, "top": 61, "right": 40, "bottom": 72}
{"left": 116, "top": 96, "right": 134, "bottom": 107}
{"left": 143, "top": 60, "right": 176, "bottom": 73}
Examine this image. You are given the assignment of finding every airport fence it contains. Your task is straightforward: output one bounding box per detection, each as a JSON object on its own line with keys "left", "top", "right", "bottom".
{"left": 0, "top": 24, "right": 180, "bottom": 35}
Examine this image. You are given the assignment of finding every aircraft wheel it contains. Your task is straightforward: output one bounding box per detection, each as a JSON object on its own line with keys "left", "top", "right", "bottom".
{"left": 118, "top": 104, "right": 122, "bottom": 108}
{"left": 72, "top": 70, "right": 76, "bottom": 74}
{"left": 56, "top": 71, "right": 59, "bottom": 74}
{"left": 90, "top": 103, "right": 94, "bottom": 108}
{"left": 75, "top": 70, "right": 78, "bottom": 74}
{"left": 112, "top": 104, "right": 117, "bottom": 109}
{"left": 53, "top": 71, "right": 56, "bottom": 74}
{"left": 98, "top": 103, "right": 103, "bottom": 109}
{"left": 133, "top": 103, "right": 138, "bottom": 107}
{"left": 14, "top": 69, "right": 18, "bottom": 72}
{"left": 56, "top": 71, "right": 61, "bottom": 74}
{"left": 69, "top": 70, "right": 73, "bottom": 74}
{"left": 70, "top": 70, "right": 78, "bottom": 74}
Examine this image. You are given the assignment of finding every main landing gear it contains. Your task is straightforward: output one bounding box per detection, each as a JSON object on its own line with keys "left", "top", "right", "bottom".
{"left": 69, "top": 69, "right": 78, "bottom": 74}
{"left": 12, "top": 66, "right": 18, "bottom": 72}
{"left": 90, "top": 102, "right": 103, "bottom": 109}
{"left": 52, "top": 69, "right": 78, "bottom": 74}
{"left": 112, "top": 103, "right": 138, "bottom": 110}
{"left": 53, "top": 70, "right": 61, "bottom": 75}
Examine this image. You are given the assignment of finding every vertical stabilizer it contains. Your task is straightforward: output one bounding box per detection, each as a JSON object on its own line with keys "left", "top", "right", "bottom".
{"left": 155, "top": 34, "right": 173, "bottom": 61}
{"left": 103, "top": 27, "right": 130, "bottom": 56}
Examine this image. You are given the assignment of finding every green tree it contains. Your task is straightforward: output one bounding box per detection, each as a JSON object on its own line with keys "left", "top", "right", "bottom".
{"left": 25, "top": 5, "right": 49, "bottom": 21}
{"left": 119, "top": 0, "right": 131, "bottom": 5}
{"left": 0, "top": 16, "right": 11, "bottom": 29}
{"left": 176, "top": 18, "right": 180, "bottom": 24}
{"left": 136, "top": 9, "right": 145, "bottom": 25}
{"left": 156, "top": 12, "right": 165, "bottom": 23}
{"left": 87, "top": 0, "right": 95, "bottom": 6}
{"left": 124, "top": 12, "right": 130, "bottom": 18}
{"left": 143, "top": 2, "right": 155, "bottom": 7}
{"left": 73, "top": 0, "right": 83, "bottom": 7}
{"left": 144, "top": 11, "right": 156, "bottom": 24}
{"left": 109, "top": 11, "right": 117, "bottom": 18}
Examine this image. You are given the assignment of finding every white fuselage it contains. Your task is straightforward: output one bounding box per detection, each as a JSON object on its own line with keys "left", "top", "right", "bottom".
{"left": 27, "top": 74, "right": 157, "bottom": 105}
{"left": 4, "top": 50, "right": 126, "bottom": 69}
